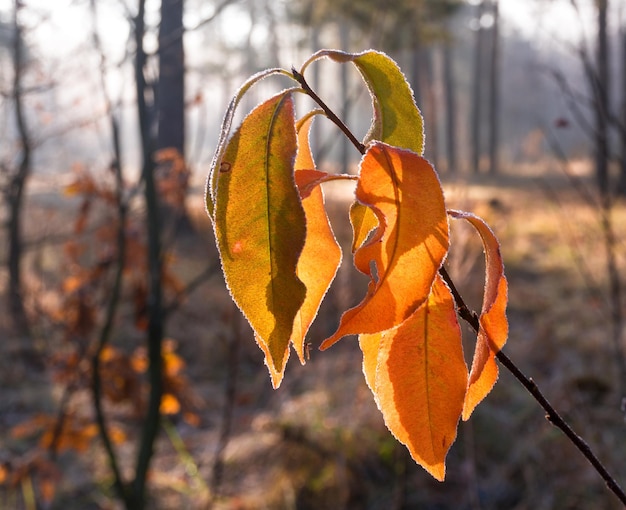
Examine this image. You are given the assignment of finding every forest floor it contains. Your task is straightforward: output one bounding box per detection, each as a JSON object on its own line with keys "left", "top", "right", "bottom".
{"left": 1, "top": 162, "right": 626, "bottom": 510}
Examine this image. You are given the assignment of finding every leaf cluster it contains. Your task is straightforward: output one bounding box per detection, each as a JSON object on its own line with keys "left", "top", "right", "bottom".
{"left": 206, "top": 50, "right": 509, "bottom": 480}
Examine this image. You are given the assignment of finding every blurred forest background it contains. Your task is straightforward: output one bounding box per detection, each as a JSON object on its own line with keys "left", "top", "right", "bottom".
{"left": 1, "top": 0, "right": 626, "bottom": 509}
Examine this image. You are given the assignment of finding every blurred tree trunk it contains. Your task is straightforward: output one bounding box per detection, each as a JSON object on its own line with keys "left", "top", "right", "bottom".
{"left": 265, "top": 0, "right": 281, "bottom": 66}
{"left": 157, "top": 0, "right": 184, "bottom": 157}
{"left": 442, "top": 19, "right": 457, "bottom": 174}
{"left": 132, "top": 0, "right": 164, "bottom": 507}
{"left": 488, "top": 0, "right": 500, "bottom": 175}
{"left": 157, "top": 0, "right": 191, "bottom": 233}
{"left": 594, "top": 0, "right": 609, "bottom": 195}
{"left": 618, "top": 23, "right": 626, "bottom": 195}
{"left": 424, "top": 48, "right": 440, "bottom": 170}
{"left": 592, "top": 0, "right": 626, "bottom": 399}
{"left": 409, "top": 18, "right": 423, "bottom": 109}
{"left": 339, "top": 21, "right": 350, "bottom": 173}
{"left": 6, "top": 0, "right": 31, "bottom": 335}
{"left": 470, "top": 0, "right": 486, "bottom": 174}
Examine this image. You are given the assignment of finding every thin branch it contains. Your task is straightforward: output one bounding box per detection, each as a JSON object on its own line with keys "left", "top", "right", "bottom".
{"left": 441, "top": 241, "right": 626, "bottom": 508}
{"left": 209, "top": 303, "right": 242, "bottom": 507}
{"left": 89, "top": 0, "right": 130, "bottom": 504}
{"left": 164, "top": 264, "right": 216, "bottom": 316}
{"left": 291, "top": 68, "right": 366, "bottom": 156}
{"left": 133, "top": 1, "right": 164, "bottom": 507}
{"left": 295, "top": 68, "right": 626, "bottom": 507}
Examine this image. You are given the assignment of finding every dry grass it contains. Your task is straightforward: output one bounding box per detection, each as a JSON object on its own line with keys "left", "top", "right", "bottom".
{"left": 1, "top": 164, "right": 626, "bottom": 509}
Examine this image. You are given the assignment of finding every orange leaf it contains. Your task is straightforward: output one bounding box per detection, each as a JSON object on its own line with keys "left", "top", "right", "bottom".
{"left": 360, "top": 275, "right": 467, "bottom": 481}
{"left": 294, "top": 112, "right": 318, "bottom": 171}
{"left": 290, "top": 115, "right": 342, "bottom": 365}
{"left": 160, "top": 393, "right": 181, "bottom": 415}
{"left": 448, "top": 210, "right": 509, "bottom": 420}
{"left": 214, "top": 91, "right": 307, "bottom": 378}
{"left": 321, "top": 142, "right": 449, "bottom": 349}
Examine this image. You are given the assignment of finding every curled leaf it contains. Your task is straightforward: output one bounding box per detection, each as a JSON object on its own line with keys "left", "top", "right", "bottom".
{"left": 300, "top": 50, "right": 424, "bottom": 154}
{"left": 290, "top": 115, "right": 342, "bottom": 366}
{"left": 360, "top": 275, "right": 467, "bottom": 481}
{"left": 448, "top": 210, "right": 509, "bottom": 420}
{"left": 214, "top": 91, "right": 307, "bottom": 378}
{"left": 321, "top": 142, "right": 449, "bottom": 349}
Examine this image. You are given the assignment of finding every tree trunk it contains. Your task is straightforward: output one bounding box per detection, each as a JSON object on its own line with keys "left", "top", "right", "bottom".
{"left": 424, "top": 48, "right": 440, "bottom": 170}
{"left": 594, "top": 0, "right": 609, "bottom": 194}
{"left": 339, "top": 21, "right": 350, "bottom": 173}
{"left": 470, "top": 0, "right": 486, "bottom": 174}
{"left": 442, "top": 20, "right": 457, "bottom": 174}
{"left": 7, "top": 0, "right": 31, "bottom": 335}
{"left": 132, "top": 1, "right": 164, "bottom": 507}
{"left": 618, "top": 22, "right": 626, "bottom": 195}
{"left": 157, "top": 0, "right": 190, "bottom": 234}
{"left": 157, "top": 0, "right": 184, "bottom": 155}
{"left": 488, "top": 0, "right": 500, "bottom": 175}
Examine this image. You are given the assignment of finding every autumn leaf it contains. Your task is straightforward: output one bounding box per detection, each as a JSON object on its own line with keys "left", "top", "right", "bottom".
{"left": 360, "top": 275, "right": 467, "bottom": 481}
{"left": 321, "top": 142, "right": 449, "bottom": 349}
{"left": 214, "top": 91, "right": 307, "bottom": 377}
{"left": 349, "top": 201, "right": 379, "bottom": 253}
{"left": 448, "top": 210, "right": 509, "bottom": 420}
{"left": 300, "top": 50, "right": 424, "bottom": 154}
{"left": 290, "top": 114, "right": 342, "bottom": 365}
{"left": 206, "top": 68, "right": 294, "bottom": 216}
{"left": 300, "top": 50, "right": 428, "bottom": 261}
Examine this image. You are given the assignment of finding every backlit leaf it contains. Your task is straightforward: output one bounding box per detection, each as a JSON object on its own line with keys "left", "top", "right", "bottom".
{"left": 300, "top": 50, "right": 424, "bottom": 154}
{"left": 448, "top": 210, "right": 509, "bottom": 420}
{"left": 214, "top": 91, "right": 307, "bottom": 377}
{"left": 349, "top": 202, "right": 378, "bottom": 254}
{"left": 206, "top": 68, "right": 293, "bottom": 216}
{"left": 360, "top": 275, "right": 467, "bottom": 481}
{"left": 321, "top": 142, "right": 448, "bottom": 349}
{"left": 290, "top": 114, "right": 342, "bottom": 365}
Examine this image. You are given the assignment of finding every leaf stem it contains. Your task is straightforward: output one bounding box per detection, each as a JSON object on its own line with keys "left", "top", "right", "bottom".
{"left": 295, "top": 69, "right": 626, "bottom": 506}
{"left": 291, "top": 68, "right": 366, "bottom": 156}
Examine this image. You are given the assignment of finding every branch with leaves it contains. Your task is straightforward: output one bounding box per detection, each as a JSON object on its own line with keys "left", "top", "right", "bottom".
{"left": 205, "top": 49, "right": 626, "bottom": 505}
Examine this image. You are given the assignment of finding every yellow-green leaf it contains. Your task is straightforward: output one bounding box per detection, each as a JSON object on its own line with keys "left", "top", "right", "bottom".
{"left": 349, "top": 202, "right": 378, "bottom": 254}
{"left": 300, "top": 50, "right": 424, "bottom": 154}
{"left": 206, "top": 68, "right": 292, "bottom": 216}
{"left": 360, "top": 275, "right": 467, "bottom": 481}
{"left": 448, "top": 210, "right": 509, "bottom": 420}
{"left": 214, "top": 91, "right": 306, "bottom": 377}
{"left": 320, "top": 142, "right": 449, "bottom": 349}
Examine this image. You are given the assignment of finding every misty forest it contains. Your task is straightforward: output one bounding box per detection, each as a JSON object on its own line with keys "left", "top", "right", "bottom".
{"left": 1, "top": 0, "right": 626, "bottom": 509}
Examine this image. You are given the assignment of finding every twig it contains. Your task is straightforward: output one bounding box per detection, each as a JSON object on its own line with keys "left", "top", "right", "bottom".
{"left": 209, "top": 303, "right": 242, "bottom": 508}
{"left": 89, "top": 0, "right": 130, "bottom": 504}
{"left": 294, "top": 68, "right": 626, "bottom": 507}
{"left": 291, "top": 68, "right": 366, "bottom": 156}
{"left": 132, "top": 1, "right": 164, "bottom": 508}
{"left": 164, "top": 264, "right": 216, "bottom": 316}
